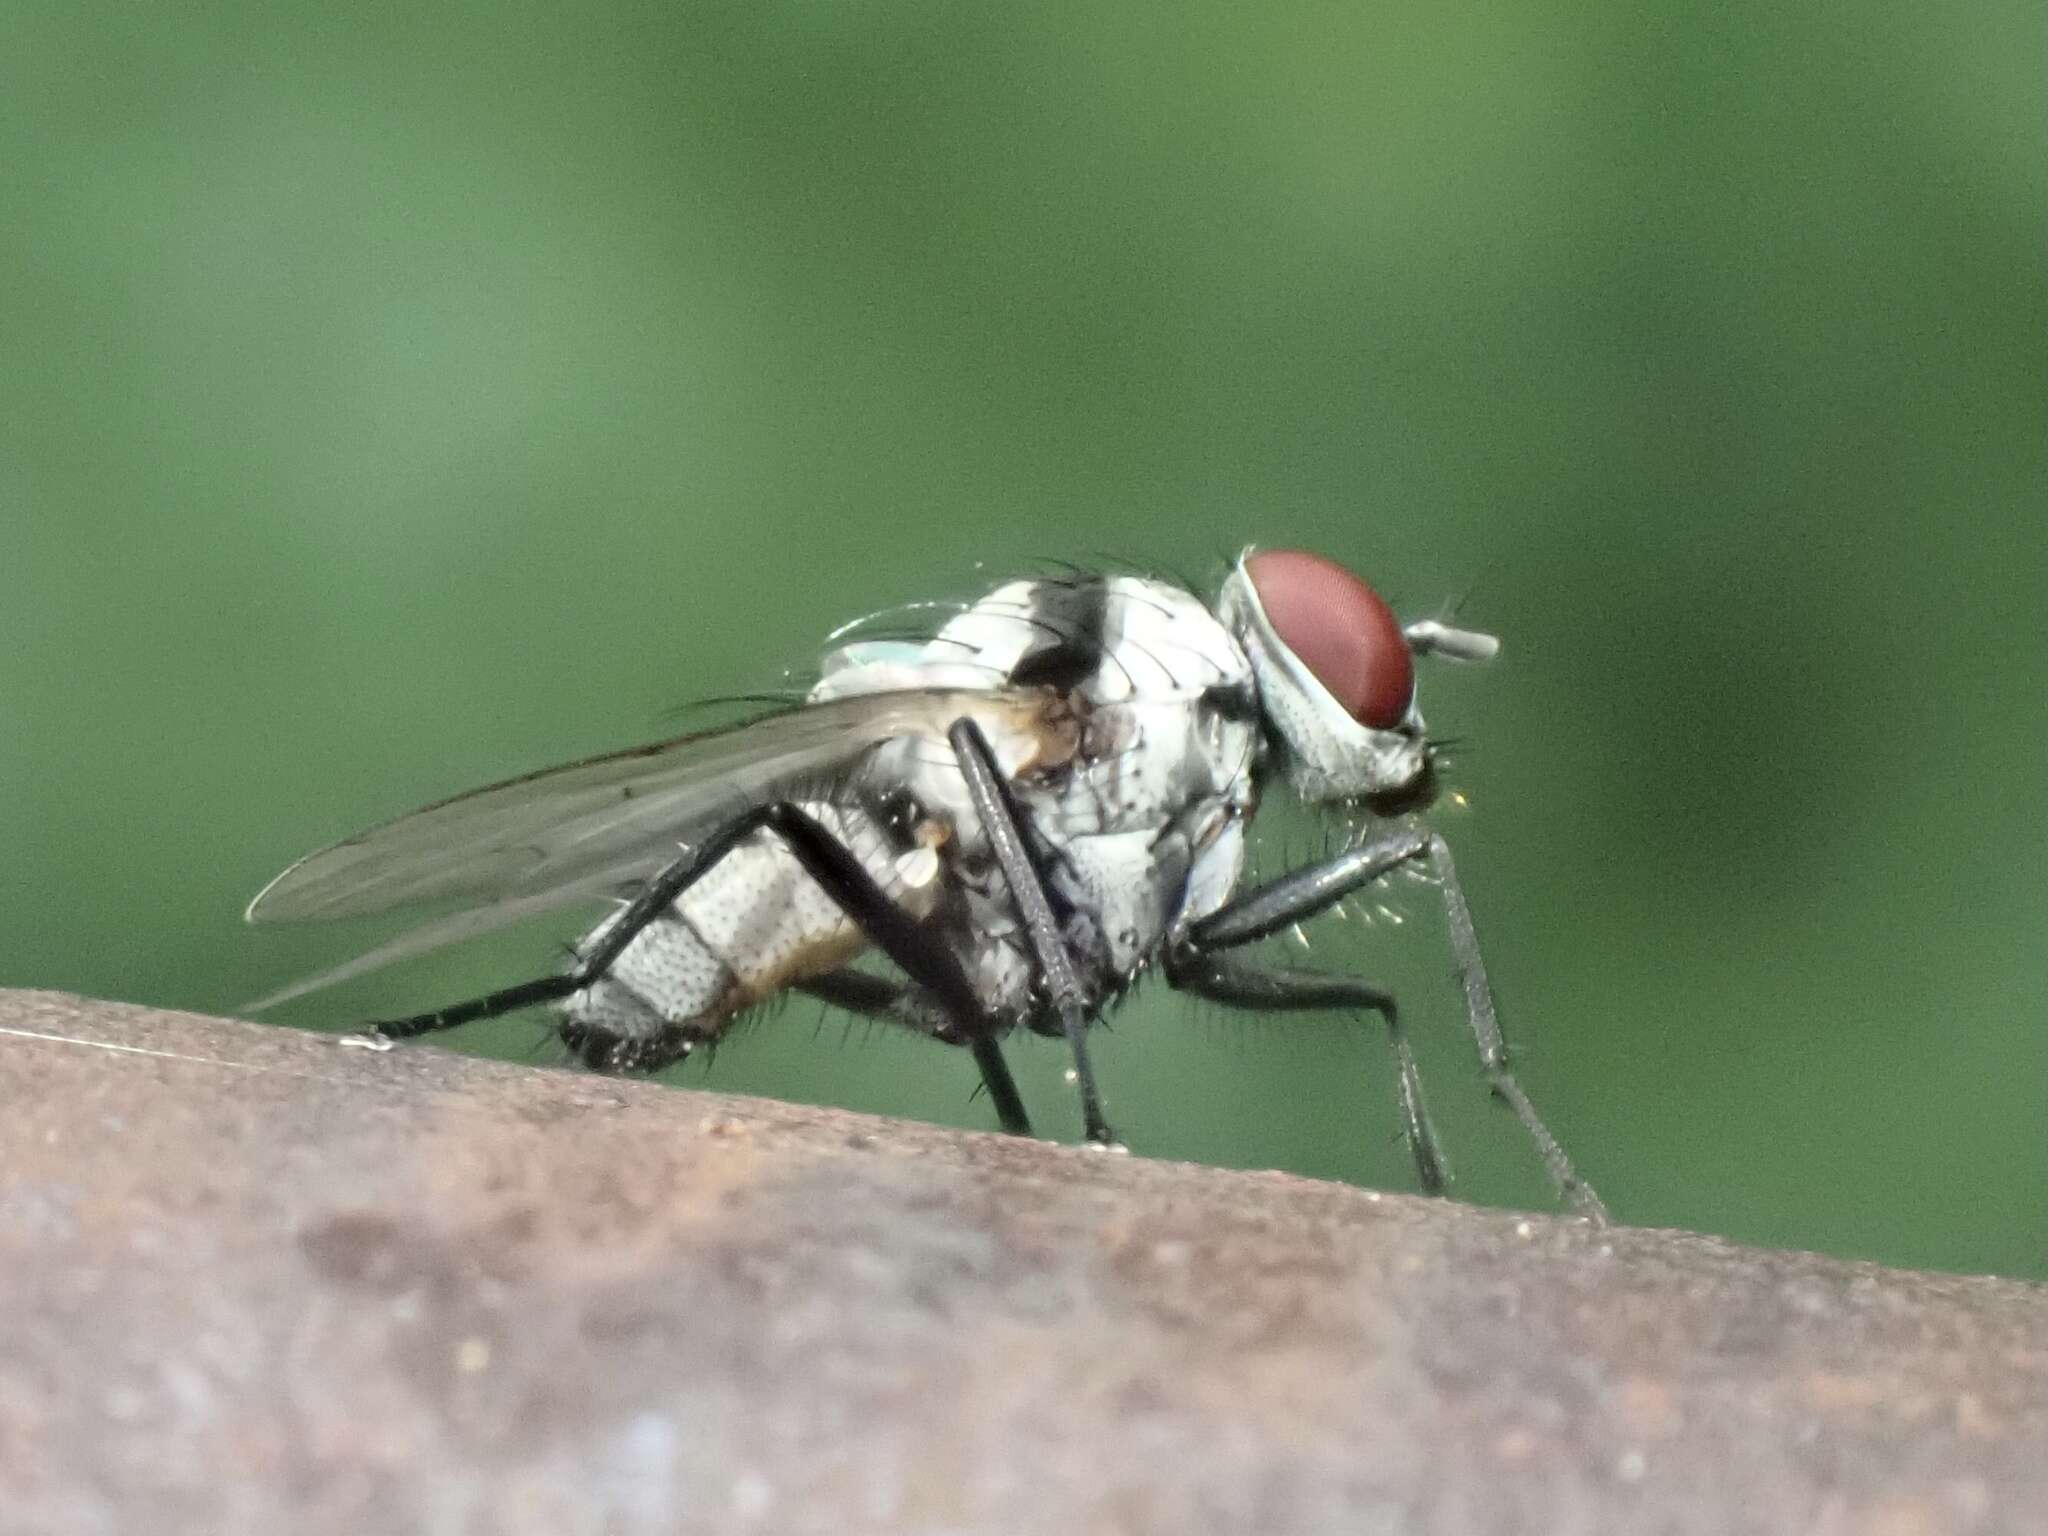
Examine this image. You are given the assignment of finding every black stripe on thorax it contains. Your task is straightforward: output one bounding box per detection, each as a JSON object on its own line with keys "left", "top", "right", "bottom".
{"left": 1005, "top": 577, "right": 1111, "bottom": 692}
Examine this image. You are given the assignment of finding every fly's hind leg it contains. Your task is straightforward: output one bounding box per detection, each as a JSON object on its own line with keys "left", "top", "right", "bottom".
{"left": 370, "top": 801, "right": 1000, "bottom": 1073}
{"left": 796, "top": 969, "right": 1033, "bottom": 1137}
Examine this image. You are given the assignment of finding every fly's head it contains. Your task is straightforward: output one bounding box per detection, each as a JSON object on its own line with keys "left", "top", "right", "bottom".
{"left": 1216, "top": 547, "right": 1499, "bottom": 810}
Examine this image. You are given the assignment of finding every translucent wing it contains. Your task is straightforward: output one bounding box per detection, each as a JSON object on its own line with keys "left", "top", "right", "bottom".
{"left": 244, "top": 688, "right": 1032, "bottom": 1009}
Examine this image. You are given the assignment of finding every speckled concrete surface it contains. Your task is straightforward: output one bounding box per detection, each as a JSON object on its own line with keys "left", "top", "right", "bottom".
{"left": 2, "top": 989, "right": 2043, "bottom": 1535}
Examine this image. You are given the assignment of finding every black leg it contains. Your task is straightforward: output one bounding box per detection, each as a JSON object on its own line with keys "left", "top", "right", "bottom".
{"left": 1425, "top": 835, "right": 1607, "bottom": 1222}
{"left": 946, "top": 717, "right": 1115, "bottom": 1147}
{"left": 795, "top": 970, "right": 1035, "bottom": 1137}
{"left": 1184, "top": 826, "right": 1433, "bottom": 953}
{"left": 969, "top": 1037, "right": 1033, "bottom": 1138}
{"left": 1165, "top": 952, "right": 1446, "bottom": 1195}
{"left": 1182, "top": 828, "right": 1606, "bottom": 1222}
{"left": 371, "top": 800, "right": 993, "bottom": 1045}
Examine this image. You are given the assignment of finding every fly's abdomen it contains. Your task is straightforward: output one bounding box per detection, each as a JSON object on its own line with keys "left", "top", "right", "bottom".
{"left": 560, "top": 800, "right": 918, "bottom": 1071}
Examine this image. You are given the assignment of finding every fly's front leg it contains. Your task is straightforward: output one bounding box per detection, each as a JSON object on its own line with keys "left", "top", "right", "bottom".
{"left": 1164, "top": 952, "right": 1446, "bottom": 1195}
{"left": 796, "top": 970, "right": 1033, "bottom": 1137}
{"left": 946, "top": 718, "right": 1116, "bottom": 1148}
{"left": 1425, "top": 836, "right": 1607, "bottom": 1221}
{"left": 371, "top": 801, "right": 998, "bottom": 1061}
{"left": 1182, "top": 826, "right": 1433, "bottom": 951}
{"left": 1183, "top": 826, "right": 1607, "bottom": 1222}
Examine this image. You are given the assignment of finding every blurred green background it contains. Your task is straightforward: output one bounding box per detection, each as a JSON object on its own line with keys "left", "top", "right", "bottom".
{"left": 3, "top": 2, "right": 2041, "bottom": 1277}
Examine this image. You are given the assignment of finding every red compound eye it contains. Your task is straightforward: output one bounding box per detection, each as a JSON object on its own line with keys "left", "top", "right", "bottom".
{"left": 1244, "top": 549, "right": 1414, "bottom": 729}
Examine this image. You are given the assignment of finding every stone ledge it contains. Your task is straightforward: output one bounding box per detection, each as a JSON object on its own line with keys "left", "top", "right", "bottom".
{"left": 1, "top": 989, "right": 2041, "bottom": 1534}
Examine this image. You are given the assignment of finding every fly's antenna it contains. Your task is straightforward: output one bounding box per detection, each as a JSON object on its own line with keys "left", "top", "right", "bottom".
{"left": 1404, "top": 620, "right": 1500, "bottom": 663}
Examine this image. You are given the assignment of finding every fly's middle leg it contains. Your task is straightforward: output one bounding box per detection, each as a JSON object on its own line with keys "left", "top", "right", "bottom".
{"left": 946, "top": 717, "right": 1116, "bottom": 1148}
{"left": 1163, "top": 952, "right": 1447, "bottom": 1195}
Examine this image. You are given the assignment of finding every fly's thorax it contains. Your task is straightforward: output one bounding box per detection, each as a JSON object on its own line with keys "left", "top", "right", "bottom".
{"left": 810, "top": 572, "right": 1254, "bottom": 712}
{"left": 1177, "top": 802, "right": 1250, "bottom": 931}
{"left": 853, "top": 688, "right": 1258, "bottom": 1022}
{"left": 1003, "top": 696, "right": 1258, "bottom": 995}
{"left": 993, "top": 789, "right": 1249, "bottom": 1021}
{"left": 1008, "top": 692, "right": 1258, "bottom": 852}
{"left": 1048, "top": 825, "right": 1191, "bottom": 981}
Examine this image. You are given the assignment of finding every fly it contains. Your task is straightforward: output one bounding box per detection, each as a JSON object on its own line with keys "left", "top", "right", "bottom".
{"left": 246, "top": 546, "right": 1605, "bottom": 1219}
